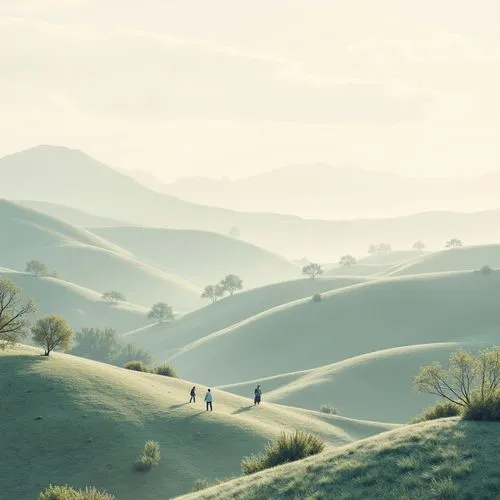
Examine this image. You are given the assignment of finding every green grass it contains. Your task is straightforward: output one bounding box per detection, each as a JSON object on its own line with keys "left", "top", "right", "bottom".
{"left": 0, "top": 346, "right": 394, "bottom": 499}
{"left": 181, "top": 418, "right": 500, "bottom": 499}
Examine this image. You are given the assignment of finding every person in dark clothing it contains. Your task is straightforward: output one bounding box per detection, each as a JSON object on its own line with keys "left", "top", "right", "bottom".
{"left": 254, "top": 385, "right": 262, "bottom": 405}
{"left": 204, "top": 388, "right": 213, "bottom": 411}
{"left": 189, "top": 386, "right": 196, "bottom": 403}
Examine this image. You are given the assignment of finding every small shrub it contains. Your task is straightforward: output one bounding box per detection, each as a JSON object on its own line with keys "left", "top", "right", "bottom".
{"left": 320, "top": 404, "right": 338, "bottom": 415}
{"left": 463, "top": 391, "right": 500, "bottom": 421}
{"left": 312, "top": 293, "right": 322, "bottom": 303}
{"left": 193, "top": 479, "right": 210, "bottom": 492}
{"left": 154, "top": 363, "right": 177, "bottom": 378}
{"left": 480, "top": 265, "right": 493, "bottom": 275}
{"left": 135, "top": 440, "right": 161, "bottom": 471}
{"left": 38, "top": 485, "right": 114, "bottom": 500}
{"left": 242, "top": 430, "right": 325, "bottom": 475}
{"left": 412, "top": 401, "right": 462, "bottom": 423}
{"left": 124, "top": 360, "right": 150, "bottom": 372}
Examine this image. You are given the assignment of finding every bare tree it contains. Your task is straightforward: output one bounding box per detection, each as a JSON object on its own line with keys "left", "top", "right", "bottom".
{"left": 0, "top": 278, "right": 36, "bottom": 349}
{"left": 302, "top": 263, "right": 323, "bottom": 279}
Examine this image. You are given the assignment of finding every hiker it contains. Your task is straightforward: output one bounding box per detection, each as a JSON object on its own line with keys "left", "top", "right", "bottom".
{"left": 204, "top": 388, "right": 213, "bottom": 411}
{"left": 254, "top": 385, "right": 262, "bottom": 405}
{"left": 189, "top": 386, "right": 196, "bottom": 403}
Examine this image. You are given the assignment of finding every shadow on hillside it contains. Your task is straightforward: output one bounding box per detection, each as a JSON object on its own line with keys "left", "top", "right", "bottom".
{"left": 169, "top": 403, "right": 190, "bottom": 410}
{"left": 232, "top": 405, "right": 254, "bottom": 415}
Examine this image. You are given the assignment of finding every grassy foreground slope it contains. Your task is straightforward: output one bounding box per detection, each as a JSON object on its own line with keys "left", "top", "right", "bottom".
{"left": 0, "top": 268, "right": 149, "bottom": 333}
{"left": 92, "top": 227, "right": 298, "bottom": 289}
{"left": 0, "top": 346, "right": 395, "bottom": 500}
{"left": 0, "top": 200, "right": 202, "bottom": 309}
{"left": 182, "top": 418, "right": 500, "bottom": 500}
{"left": 220, "top": 343, "right": 466, "bottom": 423}
{"left": 390, "top": 244, "right": 500, "bottom": 276}
{"left": 127, "top": 277, "right": 368, "bottom": 361}
{"left": 170, "top": 272, "right": 500, "bottom": 386}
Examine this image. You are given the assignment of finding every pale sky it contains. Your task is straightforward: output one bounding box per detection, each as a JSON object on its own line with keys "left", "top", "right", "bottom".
{"left": 2, "top": 1, "right": 500, "bottom": 181}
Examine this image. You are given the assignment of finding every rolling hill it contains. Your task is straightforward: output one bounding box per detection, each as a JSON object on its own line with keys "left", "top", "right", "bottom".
{"left": 167, "top": 271, "right": 500, "bottom": 388}
{"left": 218, "top": 343, "right": 468, "bottom": 423}
{"left": 182, "top": 418, "right": 500, "bottom": 499}
{"left": 125, "top": 277, "right": 368, "bottom": 361}
{"left": 0, "top": 346, "right": 396, "bottom": 499}
{"left": 390, "top": 244, "right": 500, "bottom": 276}
{"left": 92, "top": 227, "right": 298, "bottom": 289}
{"left": 0, "top": 200, "right": 202, "bottom": 309}
{"left": 0, "top": 268, "right": 149, "bottom": 333}
{"left": 5, "top": 146, "right": 500, "bottom": 260}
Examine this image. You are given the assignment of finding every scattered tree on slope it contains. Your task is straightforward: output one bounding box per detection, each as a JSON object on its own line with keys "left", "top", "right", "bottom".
{"left": 148, "top": 302, "right": 175, "bottom": 323}
{"left": 302, "top": 263, "right": 323, "bottom": 280}
{"left": 32, "top": 314, "right": 73, "bottom": 356}
{"left": 0, "top": 277, "right": 36, "bottom": 349}
{"left": 102, "top": 290, "right": 126, "bottom": 303}
{"left": 445, "top": 238, "right": 463, "bottom": 249}
{"left": 412, "top": 241, "right": 426, "bottom": 250}
{"left": 219, "top": 274, "right": 243, "bottom": 296}
{"left": 25, "top": 260, "right": 49, "bottom": 277}
{"left": 339, "top": 254, "right": 357, "bottom": 267}
{"left": 368, "top": 243, "right": 392, "bottom": 254}
{"left": 201, "top": 284, "right": 225, "bottom": 303}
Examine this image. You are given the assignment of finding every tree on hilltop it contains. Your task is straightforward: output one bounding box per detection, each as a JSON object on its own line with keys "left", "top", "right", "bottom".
{"left": 26, "top": 260, "right": 49, "bottom": 277}
{"left": 412, "top": 241, "right": 426, "bottom": 251}
{"left": 368, "top": 243, "right": 392, "bottom": 254}
{"left": 102, "top": 291, "right": 126, "bottom": 303}
{"left": 220, "top": 274, "right": 243, "bottom": 296}
{"left": 201, "top": 284, "right": 225, "bottom": 303}
{"left": 148, "top": 302, "right": 175, "bottom": 323}
{"left": 302, "top": 263, "right": 323, "bottom": 280}
{"left": 339, "top": 255, "right": 357, "bottom": 267}
{"left": 0, "top": 277, "right": 36, "bottom": 350}
{"left": 32, "top": 314, "right": 73, "bottom": 356}
{"left": 445, "top": 238, "right": 463, "bottom": 249}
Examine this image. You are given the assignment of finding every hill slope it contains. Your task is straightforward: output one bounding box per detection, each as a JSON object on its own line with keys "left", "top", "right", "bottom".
{"left": 168, "top": 272, "right": 500, "bottom": 387}
{"left": 0, "top": 346, "right": 396, "bottom": 500}
{"left": 0, "top": 268, "right": 149, "bottom": 333}
{"left": 92, "top": 227, "right": 298, "bottom": 289}
{"left": 390, "top": 244, "right": 500, "bottom": 276}
{"left": 182, "top": 418, "right": 500, "bottom": 499}
{"left": 0, "top": 200, "right": 202, "bottom": 309}
{"left": 126, "top": 277, "right": 368, "bottom": 361}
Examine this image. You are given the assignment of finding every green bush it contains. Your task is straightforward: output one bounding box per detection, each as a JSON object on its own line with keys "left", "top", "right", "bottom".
{"left": 38, "top": 485, "right": 114, "bottom": 500}
{"left": 124, "top": 360, "right": 150, "bottom": 372}
{"left": 320, "top": 404, "right": 338, "bottom": 415}
{"left": 312, "top": 293, "right": 322, "bottom": 303}
{"left": 411, "top": 401, "right": 462, "bottom": 423}
{"left": 154, "top": 363, "right": 177, "bottom": 378}
{"left": 241, "top": 431, "right": 325, "bottom": 475}
{"left": 463, "top": 391, "right": 500, "bottom": 421}
{"left": 135, "top": 440, "right": 161, "bottom": 471}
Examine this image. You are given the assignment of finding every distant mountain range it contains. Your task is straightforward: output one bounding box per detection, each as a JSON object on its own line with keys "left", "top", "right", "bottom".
{"left": 4, "top": 145, "right": 500, "bottom": 260}
{"left": 121, "top": 163, "right": 500, "bottom": 220}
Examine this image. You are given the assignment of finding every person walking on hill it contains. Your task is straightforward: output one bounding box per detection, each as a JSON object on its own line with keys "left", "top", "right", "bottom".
{"left": 189, "top": 386, "right": 196, "bottom": 403}
{"left": 254, "top": 385, "right": 262, "bottom": 405}
{"left": 204, "top": 388, "right": 213, "bottom": 411}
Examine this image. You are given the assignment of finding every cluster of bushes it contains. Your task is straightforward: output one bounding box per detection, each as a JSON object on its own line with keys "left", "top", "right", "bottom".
{"left": 201, "top": 274, "right": 243, "bottom": 303}
{"left": 125, "top": 360, "right": 177, "bottom": 378}
{"left": 414, "top": 347, "right": 500, "bottom": 422}
{"left": 70, "top": 328, "right": 152, "bottom": 367}
{"left": 135, "top": 441, "right": 161, "bottom": 472}
{"left": 38, "top": 485, "right": 114, "bottom": 500}
{"left": 320, "top": 404, "right": 338, "bottom": 415}
{"left": 241, "top": 431, "right": 325, "bottom": 475}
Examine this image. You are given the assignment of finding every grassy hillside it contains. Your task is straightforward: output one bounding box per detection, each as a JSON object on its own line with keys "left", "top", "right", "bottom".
{"left": 390, "top": 244, "right": 500, "bottom": 276}
{"left": 17, "top": 200, "right": 129, "bottom": 227}
{"left": 168, "top": 272, "right": 500, "bottom": 387}
{"left": 126, "top": 277, "right": 368, "bottom": 361}
{"left": 0, "top": 346, "right": 396, "bottom": 499}
{"left": 182, "top": 418, "right": 500, "bottom": 499}
{"left": 92, "top": 227, "right": 298, "bottom": 289}
{"left": 219, "top": 343, "right": 470, "bottom": 423}
{"left": 0, "top": 268, "right": 149, "bottom": 333}
{"left": 0, "top": 200, "right": 202, "bottom": 309}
